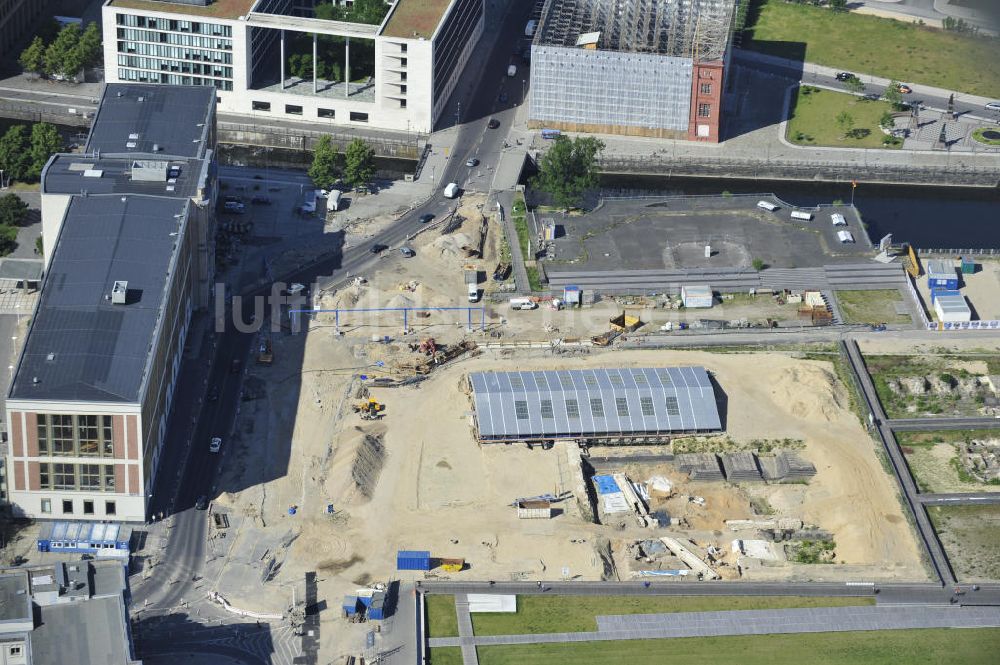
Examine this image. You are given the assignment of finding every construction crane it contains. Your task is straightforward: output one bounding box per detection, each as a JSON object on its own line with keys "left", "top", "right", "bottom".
{"left": 352, "top": 398, "right": 385, "bottom": 420}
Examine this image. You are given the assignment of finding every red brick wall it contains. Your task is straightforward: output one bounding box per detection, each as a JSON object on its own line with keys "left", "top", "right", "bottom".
{"left": 9, "top": 411, "right": 22, "bottom": 457}
{"left": 27, "top": 461, "right": 39, "bottom": 491}
{"left": 25, "top": 413, "right": 38, "bottom": 457}
{"left": 115, "top": 464, "right": 126, "bottom": 495}
{"left": 128, "top": 465, "right": 140, "bottom": 496}
{"left": 126, "top": 415, "right": 139, "bottom": 461}
{"left": 13, "top": 461, "right": 24, "bottom": 491}
{"left": 688, "top": 60, "right": 724, "bottom": 142}
{"left": 112, "top": 415, "right": 126, "bottom": 458}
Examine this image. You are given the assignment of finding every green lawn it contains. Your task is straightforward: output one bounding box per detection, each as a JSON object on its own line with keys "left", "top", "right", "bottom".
{"left": 429, "top": 647, "right": 465, "bottom": 665}
{"left": 787, "top": 87, "right": 897, "bottom": 148}
{"left": 746, "top": 1, "right": 1000, "bottom": 97}
{"left": 476, "top": 629, "right": 1000, "bottom": 665}
{"left": 471, "top": 595, "right": 874, "bottom": 636}
{"left": 426, "top": 595, "right": 459, "bottom": 638}
{"left": 835, "top": 290, "right": 911, "bottom": 324}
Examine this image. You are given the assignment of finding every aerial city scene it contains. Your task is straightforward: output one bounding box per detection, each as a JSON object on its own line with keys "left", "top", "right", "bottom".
{"left": 0, "top": 0, "right": 998, "bottom": 663}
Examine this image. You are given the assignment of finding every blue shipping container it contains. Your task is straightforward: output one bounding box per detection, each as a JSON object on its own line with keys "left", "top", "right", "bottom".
{"left": 397, "top": 550, "right": 431, "bottom": 571}
{"left": 368, "top": 602, "right": 385, "bottom": 620}
{"left": 931, "top": 289, "right": 961, "bottom": 304}
{"left": 342, "top": 596, "right": 358, "bottom": 616}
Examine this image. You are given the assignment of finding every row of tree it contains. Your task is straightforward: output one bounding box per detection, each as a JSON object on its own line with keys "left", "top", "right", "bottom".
{"left": 0, "top": 123, "right": 64, "bottom": 183}
{"left": 0, "top": 193, "right": 31, "bottom": 256}
{"left": 308, "top": 136, "right": 376, "bottom": 190}
{"left": 19, "top": 22, "right": 102, "bottom": 81}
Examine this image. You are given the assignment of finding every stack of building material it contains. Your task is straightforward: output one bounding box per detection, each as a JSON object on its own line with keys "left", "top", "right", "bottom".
{"left": 776, "top": 451, "right": 817, "bottom": 481}
{"left": 719, "top": 452, "right": 762, "bottom": 481}
{"left": 593, "top": 474, "right": 630, "bottom": 513}
{"left": 675, "top": 453, "right": 724, "bottom": 481}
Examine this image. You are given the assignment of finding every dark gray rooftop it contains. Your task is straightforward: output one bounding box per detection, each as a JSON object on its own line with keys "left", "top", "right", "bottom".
{"left": 0, "top": 258, "right": 43, "bottom": 282}
{"left": 0, "top": 572, "right": 31, "bottom": 623}
{"left": 471, "top": 367, "right": 721, "bottom": 440}
{"left": 86, "top": 83, "right": 214, "bottom": 158}
{"left": 32, "top": 596, "right": 136, "bottom": 665}
{"left": 42, "top": 153, "right": 204, "bottom": 199}
{"left": 10, "top": 195, "right": 186, "bottom": 403}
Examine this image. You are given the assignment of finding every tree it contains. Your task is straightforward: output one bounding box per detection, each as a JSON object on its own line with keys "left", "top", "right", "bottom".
{"left": 76, "top": 22, "right": 103, "bottom": 70}
{"left": 883, "top": 80, "right": 904, "bottom": 108}
{"left": 0, "top": 125, "right": 31, "bottom": 182}
{"left": 829, "top": 0, "right": 847, "bottom": 11}
{"left": 836, "top": 111, "right": 855, "bottom": 138}
{"left": 844, "top": 76, "right": 865, "bottom": 95}
{"left": 0, "top": 194, "right": 30, "bottom": 227}
{"left": 879, "top": 110, "right": 895, "bottom": 131}
{"left": 316, "top": 0, "right": 389, "bottom": 25}
{"left": 43, "top": 23, "right": 81, "bottom": 79}
{"left": 752, "top": 258, "right": 766, "bottom": 271}
{"left": 0, "top": 225, "right": 17, "bottom": 257}
{"left": 343, "top": 138, "right": 375, "bottom": 188}
{"left": 308, "top": 135, "right": 344, "bottom": 189}
{"left": 18, "top": 37, "right": 46, "bottom": 76}
{"left": 531, "top": 135, "right": 605, "bottom": 210}
{"left": 29, "top": 123, "right": 63, "bottom": 180}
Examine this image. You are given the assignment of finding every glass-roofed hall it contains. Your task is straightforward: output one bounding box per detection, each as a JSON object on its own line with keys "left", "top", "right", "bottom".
{"left": 469, "top": 367, "right": 722, "bottom": 443}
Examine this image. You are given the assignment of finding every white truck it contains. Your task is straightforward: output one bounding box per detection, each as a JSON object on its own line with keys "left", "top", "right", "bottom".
{"left": 510, "top": 297, "right": 537, "bottom": 310}
{"left": 444, "top": 182, "right": 460, "bottom": 199}
{"left": 465, "top": 270, "right": 479, "bottom": 302}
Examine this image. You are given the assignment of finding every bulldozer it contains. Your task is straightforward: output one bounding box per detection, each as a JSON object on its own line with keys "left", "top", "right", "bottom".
{"left": 353, "top": 398, "right": 385, "bottom": 420}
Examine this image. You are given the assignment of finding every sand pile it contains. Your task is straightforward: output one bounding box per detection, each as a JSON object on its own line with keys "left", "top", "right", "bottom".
{"left": 769, "top": 365, "right": 845, "bottom": 422}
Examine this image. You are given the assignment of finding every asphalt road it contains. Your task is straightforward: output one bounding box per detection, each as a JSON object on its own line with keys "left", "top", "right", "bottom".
{"left": 918, "top": 493, "right": 1000, "bottom": 506}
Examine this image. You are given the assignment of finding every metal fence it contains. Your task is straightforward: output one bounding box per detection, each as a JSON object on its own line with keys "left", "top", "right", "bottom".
{"left": 218, "top": 121, "right": 424, "bottom": 159}
{"left": 597, "top": 155, "right": 1000, "bottom": 187}
{"left": 916, "top": 248, "right": 1000, "bottom": 256}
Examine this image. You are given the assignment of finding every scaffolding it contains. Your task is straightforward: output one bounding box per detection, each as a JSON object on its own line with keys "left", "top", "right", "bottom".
{"left": 536, "top": 0, "right": 738, "bottom": 61}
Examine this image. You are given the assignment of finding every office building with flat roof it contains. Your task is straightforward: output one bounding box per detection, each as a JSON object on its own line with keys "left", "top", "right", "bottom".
{"left": 102, "top": 0, "right": 484, "bottom": 133}
{"left": 0, "top": 559, "right": 140, "bottom": 665}
{"left": 5, "top": 84, "right": 217, "bottom": 523}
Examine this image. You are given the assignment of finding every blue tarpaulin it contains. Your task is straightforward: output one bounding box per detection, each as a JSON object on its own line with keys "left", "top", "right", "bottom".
{"left": 593, "top": 475, "right": 621, "bottom": 495}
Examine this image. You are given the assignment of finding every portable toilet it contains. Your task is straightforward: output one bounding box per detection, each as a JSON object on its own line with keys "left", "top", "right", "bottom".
{"left": 926, "top": 260, "right": 958, "bottom": 290}
{"left": 960, "top": 256, "right": 975, "bottom": 275}
{"left": 563, "top": 285, "right": 581, "bottom": 308}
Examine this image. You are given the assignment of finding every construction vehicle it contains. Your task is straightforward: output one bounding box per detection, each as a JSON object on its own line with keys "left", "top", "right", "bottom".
{"left": 353, "top": 398, "right": 385, "bottom": 420}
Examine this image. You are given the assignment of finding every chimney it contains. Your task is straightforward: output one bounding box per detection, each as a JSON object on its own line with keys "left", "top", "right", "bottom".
{"left": 111, "top": 281, "right": 128, "bottom": 305}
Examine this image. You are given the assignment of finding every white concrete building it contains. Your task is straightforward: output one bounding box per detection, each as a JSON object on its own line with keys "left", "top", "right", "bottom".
{"left": 102, "top": 0, "right": 485, "bottom": 133}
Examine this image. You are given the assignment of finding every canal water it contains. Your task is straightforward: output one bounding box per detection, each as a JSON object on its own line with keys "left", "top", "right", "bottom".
{"left": 600, "top": 175, "right": 1000, "bottom": 250}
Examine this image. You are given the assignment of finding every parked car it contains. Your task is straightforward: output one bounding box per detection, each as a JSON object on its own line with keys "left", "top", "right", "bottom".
{"left": 400, "top": 246, "right": 415, "bottom": 258}
{"left": 419, "top": 213, "right": 435, "bottom": 223}
{"left": 209, "top": 437, "right": 222, "bottom": 453}
{"left": 465, "top": 157, "right": 479, "bottom": 167}
{"left": 487, "top": 118, "right": 500, "bottom": 129}
{"left": 985, "top": 101, "right": 1000, "bottom": 112}
{"left": 835, "top": 72, "right": 855, "bottom": 82}
{"left": 195, "top": 496, "right": 209, "bottom": 510}
{"left": 370, "top": 243, "right": 389, "bottom": 254}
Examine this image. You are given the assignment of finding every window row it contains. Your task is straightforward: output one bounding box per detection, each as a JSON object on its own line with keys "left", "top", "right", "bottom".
{"left": 250, "top": 101, "right": 368, "bottom": 122}
{"left": 40, "top": 497, "right": 117, "bottom": 516}
{"left": 118, "top": 69, "right": 234, "bottom": 90}
{"left": 117, "top": 55, "right": 232, "bottom": 78}
{"left": 117, "top": 41, "right": 233, "bottom": 64}
{"left": 37, "top": 414, "right": 114, "bottom": 458}
{"left": 116, "top": 13, "right": 232, "bottom": 37}
{"left": 39, "top": 462, "right": 116, "bottom": 492}
{"left": 116, "top": 28, "right": 232, "bottom": 51}
{"left": 513, "top": 396, "right": 681, "bottom": 420}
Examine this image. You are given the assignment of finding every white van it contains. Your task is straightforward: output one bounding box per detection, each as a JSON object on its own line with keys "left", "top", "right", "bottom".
{"left": 507, "top": 65, "right": 517, "bottom": 77}
{"left": 467, "top": 282, "right": 479, "bottom": 302}
{"left": 444, "top": 182, "right": 460, "bottom": 199}
{"left": 757, "top": 200, "right": 778, "bottom": 212}
{"left": 830, "top": 213, "right": 847, "bottom": 226}
{"left": 837, "top": 230, "right": 856, "bottom": 244}
{"left": 509, "top": 297, "right": 538, "bottom": 310}
{"left": 790, "top": 210, "right": 813, "bottom": 221}
{"left": 525, "top": 20, "right": 537, "bottom": 37}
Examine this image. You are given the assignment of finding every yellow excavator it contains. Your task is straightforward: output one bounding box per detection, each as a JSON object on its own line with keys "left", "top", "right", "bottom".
{"left": 353, "top": 398, "right": 385, "bottom": 420}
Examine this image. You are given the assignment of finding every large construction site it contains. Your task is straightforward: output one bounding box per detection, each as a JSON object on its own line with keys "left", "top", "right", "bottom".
{"left": 185, "top": 199, "right": 938, "bottom": 662}
{"left": 529, "top": 0, "right": 739, "bottom": 141}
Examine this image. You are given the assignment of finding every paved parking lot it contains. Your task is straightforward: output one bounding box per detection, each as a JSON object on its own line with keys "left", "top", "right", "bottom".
{"left": 547, "top": 195, "right": 872, "bottom": 272}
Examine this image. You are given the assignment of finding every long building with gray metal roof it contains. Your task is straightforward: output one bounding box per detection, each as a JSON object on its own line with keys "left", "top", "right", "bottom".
{"left": 470, "top": 367, "right": 721, "bottom": 442}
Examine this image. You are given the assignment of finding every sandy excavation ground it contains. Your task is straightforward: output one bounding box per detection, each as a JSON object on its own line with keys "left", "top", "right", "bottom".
{"left": 207, "top": 327, "right": 929, "bottom": 661}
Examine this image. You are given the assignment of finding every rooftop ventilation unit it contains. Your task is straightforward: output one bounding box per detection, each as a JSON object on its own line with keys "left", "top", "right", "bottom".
{"left": 126, "top": 142, "right": 137, "bottom": 149}
{"left": 111, "top": 280, "right": 128, "bottom": 305}
{"left": 46, "top": 353, "right": 55, "bottom": 361}
{"left": 128, "top": 133, "right": 139, "bottom": 140}
{"left": 131, "top": 160, "right": 170, "bottom": 182}
{"left": 83, "top": 169, "right": 103, "bottom": 178}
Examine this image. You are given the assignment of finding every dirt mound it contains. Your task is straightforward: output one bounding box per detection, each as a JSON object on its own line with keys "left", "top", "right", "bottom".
{"left": 351, "top": 432, "right": 386, "bottom": 499}
{"left": 433, "top": 232, "right": 474, "bottom": 258}
{"left": 769, "top": 365, "right": 845, "bottom": 422}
